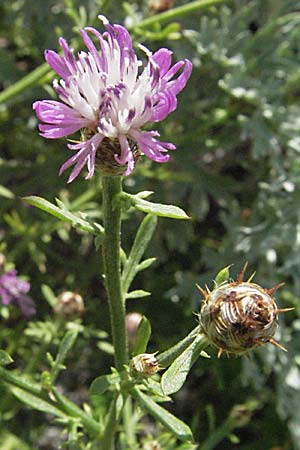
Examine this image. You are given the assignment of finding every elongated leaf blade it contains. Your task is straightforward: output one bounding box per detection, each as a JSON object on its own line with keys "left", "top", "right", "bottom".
{"left": 23, "top": 196, "right": 104, "bottom": 235}
{"left": 0, "top": 350, "right": 13, "bottom": 366}
{"left": 137, "top": 257, "right": 156, "bottom": 272}
{"left": 132, "top": 387, "right": 193, "bottom": 441}
{"left": 0, "top": 185, "right": 15, "bottom": 199}
{"left": 51, "top": 331, "right": 78, "bottom": 382}
{"left": 89, "top": 372, "right": 120, "bottom": 398}
{"left": 161, "top": 334, "right": 208, "bottom": 396}
{"left": 11, "top": 387, "right": 68, "bottom": 418}
{"left": 122, "top": 214, "right": 157, "bottom": 294}
{"left": 133, "top": 316, "right": 152, "bottom": 355}
{"left": 125, "top": 290, "right": 151, "bottom": 299}
{"left": 124, "top": 193, "right": 189, "bottom": 219}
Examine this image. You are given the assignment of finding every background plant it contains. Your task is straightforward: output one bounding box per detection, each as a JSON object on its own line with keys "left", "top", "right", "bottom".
{"left": 0, "top": 0, "right": 300, "bottom": 449}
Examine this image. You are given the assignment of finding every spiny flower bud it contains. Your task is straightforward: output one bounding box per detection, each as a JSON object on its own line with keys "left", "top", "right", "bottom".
{"left": 54, "top": 291, "right": 85, "bottom": 317}
{"left": 131, "top": 353, "right": 161, "bottom": 377}
{"left": 198, "top": 264, "right": 292, "bottom": 357}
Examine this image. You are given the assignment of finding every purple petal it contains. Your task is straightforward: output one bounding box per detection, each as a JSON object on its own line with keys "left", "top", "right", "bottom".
{"left": 59, "top": 134, "right": 103, "bottom": 183}
{"left": 80, "top": 28, "right": 103, "bottom": 71}
{"left": 152, "top": 48, "right": 172, "bottom": 77}
{"left": 58, "top": 37, "right": 78, "bottom": 74}
{"left": 167, "top": 59, "right": 193, "bottom": 96}
{"left": 150, "top": 90, "right": 177, "bottom": 122}
{"left": 115, "top": 134, "right": 130, "bottom": 165}
{"left": 45, "top": 49, "right": 71, "bottom": 79}
{"left": 33, "top": 100, "right": 91, "bottom": 138}
{"left": 130, "top": 130, "right": 173, "bottom": 163}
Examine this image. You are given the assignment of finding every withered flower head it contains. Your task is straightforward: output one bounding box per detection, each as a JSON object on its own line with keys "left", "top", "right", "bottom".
{"left": 198, "top": 264, "right": 292, "bottom": 357}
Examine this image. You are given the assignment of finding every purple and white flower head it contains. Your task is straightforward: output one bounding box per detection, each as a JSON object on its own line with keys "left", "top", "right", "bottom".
{"left": 0, "top": 269, "right": 36, "bottom": 318}
{"left": 33, "top": 16, "right": 192, "bottom": 182}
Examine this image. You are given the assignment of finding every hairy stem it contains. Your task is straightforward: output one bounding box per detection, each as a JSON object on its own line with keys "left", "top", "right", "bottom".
{"left": 158, "top": 325, "right": 202, "bottom": 367}
{"left": 102, "top": 176, "right": 128, "bottom": 370}
{"left": 101, "top": 394, "right": 118, "bottom": 450}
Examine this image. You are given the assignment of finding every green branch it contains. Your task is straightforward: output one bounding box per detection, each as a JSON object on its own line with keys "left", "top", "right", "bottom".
{"left": 137, "top": 0, "right": 229, "bottom": 29}
{"left": 102, "top": 176, "right": 128, "bottom": 370}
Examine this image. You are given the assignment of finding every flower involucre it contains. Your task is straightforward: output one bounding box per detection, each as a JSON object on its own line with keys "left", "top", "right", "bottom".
{"left": 33, "top": 16, "right": 192, "bottom": 182}
{"left": 198, "top": 265, "right": 291, "bottom": 357}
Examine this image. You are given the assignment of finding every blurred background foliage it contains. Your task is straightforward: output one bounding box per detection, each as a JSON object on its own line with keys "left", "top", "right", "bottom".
{"left": 1, "top": 0, "right": 300, "bottom": 448}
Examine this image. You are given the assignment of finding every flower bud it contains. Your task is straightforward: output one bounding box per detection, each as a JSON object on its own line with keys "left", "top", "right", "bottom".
{"left": 54, "top": 291, "right": 85, "bottom": 317}
{"left": 198, "top": 265, "right": 291, "bottom": 357}
{"left": 143, "top": 441, "right": 161, "bottom": 450}
{"left": 125, "top": 312, "right": 143, "bottom": 349}
{"left": 131, "top": 353, "right": 161, "bottom": 377}
{"left": 149, "top": 0, "right": 174, "bottom": 13}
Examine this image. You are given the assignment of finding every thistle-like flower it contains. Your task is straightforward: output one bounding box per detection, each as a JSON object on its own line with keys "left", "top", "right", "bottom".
{"left": 33, "top": 16, "right": 192, "bottom": 182}
{"left": 198, "top": 265, "right": 292, "bottom": 357}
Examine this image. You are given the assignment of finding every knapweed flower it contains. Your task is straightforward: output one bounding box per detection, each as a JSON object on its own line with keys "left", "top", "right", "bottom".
{"left": 0, "top": 269, "right": 36, "bottom": 318}
{"left": 33, "top": 16, "right": 192, "bottom": 182}
{"left": 198, "top": 265, "right": 292, "bottom": 357}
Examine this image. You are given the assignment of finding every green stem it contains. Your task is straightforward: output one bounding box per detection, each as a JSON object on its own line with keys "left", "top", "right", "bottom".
{"left": 0, "top": 366, "right": 41, "bottom": 395}
{"left": 198, "top": 418, "right": 235, "bottom": 450}
{"left": 52, "top": 388, "right": 99, "bottom": 435}
{"left": 122, "top": 396, "right": 137, "bottom": 448}
{"left": 137, "top": 0, "right": 230, "bottom": 29}
{"left": 158, "top": 325, "right": 201, "bottom": 367}
{"left": 101, "top": 394, "right": 118, "bottom": 450}
{"left": 102, "top": 176, "right": 128, "bottom": 370}
{"left": 0, "top": 62, "right": 49, "bottom": 104}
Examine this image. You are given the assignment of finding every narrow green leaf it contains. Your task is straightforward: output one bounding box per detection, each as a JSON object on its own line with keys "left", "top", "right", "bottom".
{"left": 0, "top": 430, "right": 32, "bottom": 450}
{"left": 135, "top": 191, "right": 154, "bottom": 199}
{"left": 161, "top": 334, "right": 208, "bottom": 396}
{"left": 123, "top": 193, "right": 190, "bottom": 219}
{"left": 133, "top": 316, "right": 152, "bottom": 355}
{"left": 136, "top": 258, "right": 156, "bottom": 272}
{"left": 89, "top": 372, "right": 120, "bottom": 398}
{"left": 0, "top": 350, "right": 13, "bottom": 366}
{"left": 51, "top": 331, "right": 78, "bottom": 383}
{"left": 41, "top": 284, "right": 57, "bottom": 308}
{"left": 121, "top": 214, "right": 157, "bottom": 295}
{"left": 214, "top": 265, "right": 232, "bottom": 285}
{"left": 131, "top": 387, "right": 193, "bottom": 441}
{"left": 11, "top": 387, "right": 68, "bottom": 419}
{"left": 0, "top": 185, "right": 15, "bottom": 199}
{"left": 97, "top": 341, "right": 114, "bottom": 355}
{"left": 125, "top": 290, "right": 151, "bottom": 299}
{"left": 23, "top": 196, "right": 104, "bottom": 236}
